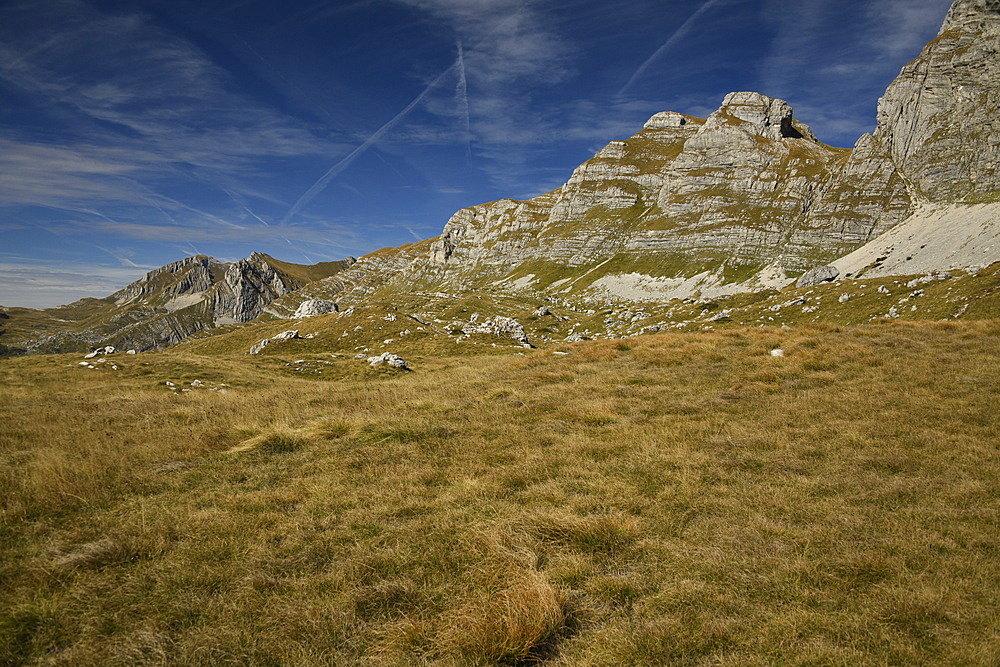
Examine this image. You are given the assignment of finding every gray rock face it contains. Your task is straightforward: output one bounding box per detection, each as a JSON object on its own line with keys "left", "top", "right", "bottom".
{"left": 874, "top": 0, "right": 1000, "bottom": 202}
{"left": 214, "top": 253, "right": 298, "bottom": 324}
{"left": 796, "top": 265, "right": 840, "bottom": 288}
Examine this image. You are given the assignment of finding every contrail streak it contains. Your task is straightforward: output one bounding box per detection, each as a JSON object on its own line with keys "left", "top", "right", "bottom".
{"left": 618, "top": 0, "right": 724, "bottom": 97}
{"left": 456, "top": 39, "right": 472, "bottom": 159}
{"left": 281, "top": 56, "right": 461, "bottom": 224}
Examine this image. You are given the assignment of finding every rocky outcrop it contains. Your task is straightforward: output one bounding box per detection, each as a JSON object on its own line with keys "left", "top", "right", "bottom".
{"left": 212, "top": 252, "right": 299, "bottom": 324}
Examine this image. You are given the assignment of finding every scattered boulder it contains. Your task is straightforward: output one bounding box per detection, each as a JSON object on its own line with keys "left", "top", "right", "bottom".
{"left": 838, "top": 293, "right": 851, "bottom": 303}
{"left": 462, "top": 316, "right": 531, "bottom": 346}
{"left": 249, "top": 329, "right": 303, "bottom": 355}
{"left": 367, "top": 353, "right": 408, "bottom": 370}
{"left": 796, "top": 265, "right": 840, "bottom": 288}
{"left": 293, "top": 299, "right": 338, "bottom": 319}
{"left": 770, "top": 349, "right": 785, "bottom": 357}
{"left": 906, "top": 272, "right": 950, "bottom": 288}
{"left": 534, "top": 305, "right": 551, "bottom": 317}
{"left": 126, "top": 349, "right": 137, "bottom": 355}
{"left": 84, "top": 346, "right": 117, "bottom": 359}
{"left": 354, "top": 353, "right": 367, "bottom": 359}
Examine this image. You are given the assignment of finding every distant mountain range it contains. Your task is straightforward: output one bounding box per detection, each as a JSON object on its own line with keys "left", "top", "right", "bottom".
{"left": 0, "top": 253, "right": 353, "bottom": 355}
{"left": 2, "top": 0, "right": 997, "bottom": 357}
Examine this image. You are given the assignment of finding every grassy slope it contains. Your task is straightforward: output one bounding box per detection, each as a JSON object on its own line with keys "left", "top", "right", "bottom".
{"left": 1, "top": 320, "right": 998, "bottom": 664}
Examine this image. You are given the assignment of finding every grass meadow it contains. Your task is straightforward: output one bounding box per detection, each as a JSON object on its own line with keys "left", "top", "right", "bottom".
{"left": 1, "top": 320, "right": 998, "bottom": 664}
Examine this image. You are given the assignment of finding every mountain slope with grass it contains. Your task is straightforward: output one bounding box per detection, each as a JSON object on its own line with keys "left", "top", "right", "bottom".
{"left": 2, "top": 319, "right": 998, "bottom": 664}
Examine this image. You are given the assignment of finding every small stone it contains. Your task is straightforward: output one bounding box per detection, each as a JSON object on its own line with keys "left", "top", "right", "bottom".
{"left": 838, "top": 294, "right": 851, "bottom": 303}
{"left": 770, "top": 349, "right": 785, "bottom": 357}
{"left": 191, "top": 380, "right": 204, "bottom": 387}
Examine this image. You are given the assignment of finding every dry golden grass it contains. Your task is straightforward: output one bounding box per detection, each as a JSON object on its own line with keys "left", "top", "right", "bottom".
{"left": 1, "top": 320, "right": 998, "bottom": 664}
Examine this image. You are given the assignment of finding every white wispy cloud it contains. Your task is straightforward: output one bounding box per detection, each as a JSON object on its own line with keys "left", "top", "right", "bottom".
{"left": 0, "top": 0, "right": 349, "bottom": 248}
{"left": 0, "top": 260, "right": 150, "bottom": 308}
{"left": 281, "top": 51, "right": 464, "bottom": 223}
{"left": 617, "top": 0, "right": 727, "bottom": 98}
{"left": 388, "top": 0, "right": 575, "bottom": 190}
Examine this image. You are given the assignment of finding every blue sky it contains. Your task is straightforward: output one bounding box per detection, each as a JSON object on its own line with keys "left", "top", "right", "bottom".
{"left": 0, "top": 0, "right": 953, "bottom": 307}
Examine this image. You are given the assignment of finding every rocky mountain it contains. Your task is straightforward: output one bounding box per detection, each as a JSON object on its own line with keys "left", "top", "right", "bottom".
{"left": 3, "top": 0, "right": 997, "bottom": 357}
{"left": 0, "top": 253, "right": 354, "bottom": 355}
{"left": 274, "top": 0, "right": 996, "bottom": 313}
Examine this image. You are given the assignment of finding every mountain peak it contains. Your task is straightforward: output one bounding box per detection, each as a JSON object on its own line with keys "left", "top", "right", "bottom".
{"left": 708, "top": 91, "right": 816, "bottom": 141}
{"left": 943, "top": 0, "right": 1000, "bottom": 29}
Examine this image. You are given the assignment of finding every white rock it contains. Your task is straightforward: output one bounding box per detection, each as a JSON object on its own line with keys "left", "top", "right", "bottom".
{"left": 367, "top": 353, "right": 408, "bottom": 369}
{"left": 249, "top": 339, "right": 270, "bottom": 355}
{"left": 126, "top": 349, "right": 137, "bottom": 355}
{"left": 770, "top": 349, "right": 785, "bottom": 357}
{"left": 84, "top": 351, "right": 99, "bottom": 359}
{"left": 838, "top": 293, "right": 851, "bottom": 303}
{"left": 191, "top": 380, "right": 204, "bottom": 387}
{"left": 462, "top": 316, "right": 530, "bottom": 345}
{"left": 271, "top": 330, "right": 301, "bottom": 341}
{"left": 292, "top": 299, "right": 338, "bottom": 319}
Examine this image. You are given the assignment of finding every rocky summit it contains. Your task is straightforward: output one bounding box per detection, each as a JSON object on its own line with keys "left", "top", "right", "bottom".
{"left": 1, "top": 0, "right": 998, "bottom": 357}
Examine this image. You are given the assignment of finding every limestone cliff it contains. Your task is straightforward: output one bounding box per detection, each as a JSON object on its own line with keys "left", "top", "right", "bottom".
{"left": 874, "top": 0, "right": 1000, "bottom": 202}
